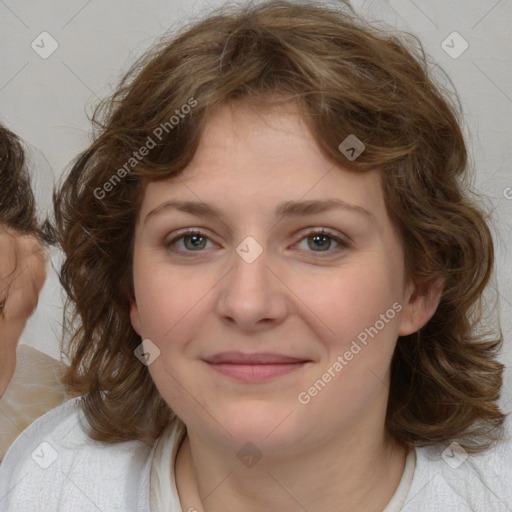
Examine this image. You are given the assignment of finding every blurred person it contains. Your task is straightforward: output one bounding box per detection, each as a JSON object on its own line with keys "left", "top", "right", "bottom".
{"left": 0, "top": 124, "right": 67, "bottom": 460}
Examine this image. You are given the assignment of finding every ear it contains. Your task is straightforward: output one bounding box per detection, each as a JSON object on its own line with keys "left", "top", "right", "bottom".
{"left": 130, "top": 299, "right": 142, "bottom": 336}
{"left": 398, "top": 277, "right": 444, "bottom": 336}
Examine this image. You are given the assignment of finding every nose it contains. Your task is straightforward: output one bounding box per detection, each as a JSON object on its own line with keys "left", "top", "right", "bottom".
{"left": 215, "top": 241, "right": 289, "bottom": 332}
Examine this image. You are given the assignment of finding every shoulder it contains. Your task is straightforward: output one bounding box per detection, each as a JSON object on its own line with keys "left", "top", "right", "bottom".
{"left": 403, "top": 416, "right": 512, "bottom": 511}
{"left": 0, "top": 344, "right": 68, "bottom": 460}
{"left": 0, "top": 396, "right": 153, "bottom": 512}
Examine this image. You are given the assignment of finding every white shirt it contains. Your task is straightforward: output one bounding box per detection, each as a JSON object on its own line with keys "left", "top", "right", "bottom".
{"left": 1, "top": 397, "right": 511, "bottom": 511}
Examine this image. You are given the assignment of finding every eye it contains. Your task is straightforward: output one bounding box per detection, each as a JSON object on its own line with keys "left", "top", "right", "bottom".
{"left": 293, "top": 229, "right": 350, "bottom": 255}
{"left": 164, "top": 230, "right": 216, "bottom": 253}
{"left": 164, "top": 228, "right": 350, "bottom": 256}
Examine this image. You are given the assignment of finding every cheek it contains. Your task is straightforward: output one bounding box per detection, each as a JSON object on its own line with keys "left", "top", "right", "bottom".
{"left": 294, "top": 267, "right": 402, "bottom": 420}
{"left": 133, "top": 256, "right": 211, "bottom": 340}
{"left": 291, "top": 262, "right": 402, "bottom": 346}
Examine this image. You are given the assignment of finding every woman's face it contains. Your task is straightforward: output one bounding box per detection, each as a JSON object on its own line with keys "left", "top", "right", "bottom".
{"left": 130, "top": 101, "right": 437, "bottom": 453}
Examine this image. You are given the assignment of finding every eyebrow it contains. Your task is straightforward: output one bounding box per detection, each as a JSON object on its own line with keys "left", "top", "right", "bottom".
{"left": 144, "top": 198, "right": 374, "bottom": 225}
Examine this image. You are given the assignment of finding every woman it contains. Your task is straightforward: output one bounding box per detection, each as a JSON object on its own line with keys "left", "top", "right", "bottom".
{"left": 0, "top": 1, "right": 509, "bottom": 510}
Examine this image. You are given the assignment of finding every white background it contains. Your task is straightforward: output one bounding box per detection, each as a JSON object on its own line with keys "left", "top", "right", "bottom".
{"left": 1, "top": 0, "right": 511, "bottom": 409}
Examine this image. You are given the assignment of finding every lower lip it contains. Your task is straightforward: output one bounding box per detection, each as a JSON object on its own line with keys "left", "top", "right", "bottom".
{"left": 206, "top": 362, "right": 309, "bottom": 382}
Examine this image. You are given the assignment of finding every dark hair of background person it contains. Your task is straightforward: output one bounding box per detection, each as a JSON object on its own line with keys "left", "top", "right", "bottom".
{"left": 0, "top": 124, "right": 53, "bottom": 243}
{"left": 0, "top": 125, "right": 37, "bottom": 235}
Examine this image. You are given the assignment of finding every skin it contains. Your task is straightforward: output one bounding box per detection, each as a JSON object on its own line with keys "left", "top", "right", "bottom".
{"left": 130, "top": 101, "right": 443, "bottom": 512}
{"left": 0, "top": 226, "right": 47, "bottom": 397}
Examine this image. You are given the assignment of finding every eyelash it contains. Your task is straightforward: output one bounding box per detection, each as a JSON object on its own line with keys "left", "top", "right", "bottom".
{"left": 164, "top": 228, "right": 351, "bottom": 257}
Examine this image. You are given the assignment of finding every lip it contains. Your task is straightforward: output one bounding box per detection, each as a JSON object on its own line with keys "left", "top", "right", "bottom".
{"left": 203, "top": 351, "right": 310, "bottom": 364}
{"left": 202, "top": 352, "right": 312, "bottom": 382}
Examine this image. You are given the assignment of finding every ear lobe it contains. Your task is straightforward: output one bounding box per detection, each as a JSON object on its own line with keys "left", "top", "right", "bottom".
{"left": 398, "top": 277, "right": 444, "bottom": 337}
{"left": 130, "top": 300, "right": 142, "bottom": 336}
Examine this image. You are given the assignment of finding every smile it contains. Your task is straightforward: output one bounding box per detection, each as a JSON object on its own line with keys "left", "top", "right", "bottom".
{"left": 204, "top": 361, "right": 310, "bottom": 382}
{"left": 202, "top": 351, "right": 312, "bottom": 382}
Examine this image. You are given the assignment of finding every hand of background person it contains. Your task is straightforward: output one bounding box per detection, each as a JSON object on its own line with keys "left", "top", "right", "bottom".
{"left": 0, "top": 226, "right": 47, "bottom": 398}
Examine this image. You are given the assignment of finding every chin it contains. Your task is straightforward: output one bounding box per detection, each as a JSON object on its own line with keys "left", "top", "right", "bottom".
{"left": 202, "top": 403, "right": 306, "bottom": 452}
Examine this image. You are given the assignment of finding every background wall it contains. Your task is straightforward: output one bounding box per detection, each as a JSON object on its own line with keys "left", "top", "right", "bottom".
{"left": 1, "top": 0, "right": 511, "bottom": 408}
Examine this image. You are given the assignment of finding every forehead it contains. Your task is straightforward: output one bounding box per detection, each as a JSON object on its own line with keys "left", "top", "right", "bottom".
{"left": 139, "top": 101, "right": 388, "bottom": 226}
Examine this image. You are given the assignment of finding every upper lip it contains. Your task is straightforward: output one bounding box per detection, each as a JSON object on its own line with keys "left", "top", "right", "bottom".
{"left": 203, "top": 352, "right": 311, "bottom": 364}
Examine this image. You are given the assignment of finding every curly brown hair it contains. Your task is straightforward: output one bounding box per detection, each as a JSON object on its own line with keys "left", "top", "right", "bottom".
{"left": 54, "top": 0, "right": 507, "bottom": 453}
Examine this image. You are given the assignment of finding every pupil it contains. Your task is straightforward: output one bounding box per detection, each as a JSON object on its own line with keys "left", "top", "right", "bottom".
{"left": 186, "top": 235, "right": 205, "bottom": 250}
{"left": 309, "top": 234, "right": 330, "bottom": 251}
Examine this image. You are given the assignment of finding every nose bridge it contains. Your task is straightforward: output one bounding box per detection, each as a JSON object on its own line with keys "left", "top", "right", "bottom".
{"left": 216, "top": 235, "right": 288, "bottom": 328}
{"left": 234, "top": 236, "right": 267, "bottom": 286}
{"left": 229, "top": 235, "right": 271, "bottom": 299}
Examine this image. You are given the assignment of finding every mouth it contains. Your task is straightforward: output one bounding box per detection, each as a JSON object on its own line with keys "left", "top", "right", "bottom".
{"left": 202, "top": 352, "right": 312, "bottom": 382}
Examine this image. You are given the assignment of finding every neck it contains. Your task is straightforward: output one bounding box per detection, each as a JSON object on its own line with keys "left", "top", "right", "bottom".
{"left": 175, "top": 419, "right": 408, "bottom": 512}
